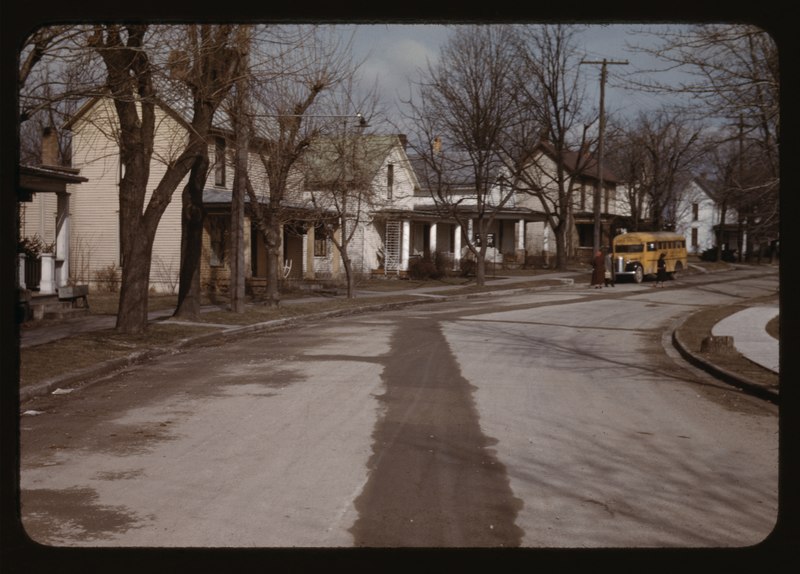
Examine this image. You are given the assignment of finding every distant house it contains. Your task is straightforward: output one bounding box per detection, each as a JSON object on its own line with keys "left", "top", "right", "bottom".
{"left": 674, "top": 177, "right": 740, "bottom": 256}
{"left": 63, "top": 95, "right": 425, "bottom": 293}
{"left": 391, "top": 152, "right": 546, "bottom": 273}
{"left": 516, "top": 140, "right": 624, "bottom": 264}
{"left": 65, "top": 96, "right": 633, "bottom": 293}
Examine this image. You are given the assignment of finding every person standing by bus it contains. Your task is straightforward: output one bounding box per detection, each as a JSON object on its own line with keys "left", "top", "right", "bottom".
{"left": 591, "top": 249, "right": 605, "bottom": 289}
{"left": 655, "top": 252, "right": 667, "bottom": 287}
{"left": 604, "top": 248, "right": 615, "bottom": 287}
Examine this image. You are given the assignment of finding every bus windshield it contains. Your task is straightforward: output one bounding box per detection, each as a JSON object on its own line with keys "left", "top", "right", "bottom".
{"left": 615, "top": 244, "right": 644, "bottom": 253}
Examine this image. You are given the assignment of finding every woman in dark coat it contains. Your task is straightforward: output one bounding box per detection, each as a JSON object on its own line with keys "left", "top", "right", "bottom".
{"left": 655, "top": 252, "right": 668, "bottom": 287}
{"left": 591, "top": 250, "right": 605, "bottom": 289}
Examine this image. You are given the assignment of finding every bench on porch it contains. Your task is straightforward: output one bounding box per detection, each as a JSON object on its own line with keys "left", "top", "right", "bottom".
{"left": 57, "top": 284, "right": 89, "bottom": 309}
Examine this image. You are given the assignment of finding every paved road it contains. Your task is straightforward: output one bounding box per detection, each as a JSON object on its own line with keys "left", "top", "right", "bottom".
{"left": 19, "top": 273, "right": 779, "bottom": 548}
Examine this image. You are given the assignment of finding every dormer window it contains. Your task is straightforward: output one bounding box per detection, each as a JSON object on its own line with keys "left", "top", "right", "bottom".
{"left": 214, "top": 137, "right": 226, "bottom": 187}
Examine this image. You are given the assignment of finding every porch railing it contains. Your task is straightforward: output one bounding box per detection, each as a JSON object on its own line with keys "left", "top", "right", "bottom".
{"left": 24, "top": 256, "right": 41, "bottom": 291}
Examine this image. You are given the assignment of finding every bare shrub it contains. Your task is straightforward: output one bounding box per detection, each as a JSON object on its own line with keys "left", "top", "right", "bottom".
{"left": 94, "top": 263, "right": 120, "bottom": 292}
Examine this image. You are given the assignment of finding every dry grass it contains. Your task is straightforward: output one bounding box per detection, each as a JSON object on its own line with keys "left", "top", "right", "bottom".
{"left": 19, "top": 294, "right": 418, "bottom": 388}
{"left": 19, "top": 322, "right": 216, "bottom": 387}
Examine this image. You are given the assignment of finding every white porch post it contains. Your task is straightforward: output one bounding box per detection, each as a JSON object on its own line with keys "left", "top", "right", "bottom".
{"left": 516, "top": 218, "right": 526, "bottom": 264}
{"left": 429, "top": 222, "right": 437, "bottom": 255}
{"left": 543, "top": 230, "right": 550, "bottom": 266}
{"left": 18, "top": 253, "right": 27, "bottom": 289}
{"left": 303, "top": 227, "right": 315, "bottom": 280}
{"left": 56, "top": 192, "right": 70, "bottom": 287}
{"left": 453, "top": 224, "right": 462, "bottom": 270}
{"left": 401, "top": 220, "right": 410, "bottom": 270}
{"left": 39, "top": 253, "right": 56, "bottom": 295}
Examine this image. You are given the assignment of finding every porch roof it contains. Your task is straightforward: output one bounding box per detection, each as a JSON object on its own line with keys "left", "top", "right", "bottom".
{"left": 19, "top": 164, "right": 88, "bottom": 201}
{"left": 373, "top": 205, "right": 546, "bottom": 222}
{"left": 202, "top": 187, "right": 336, "bottom": 219}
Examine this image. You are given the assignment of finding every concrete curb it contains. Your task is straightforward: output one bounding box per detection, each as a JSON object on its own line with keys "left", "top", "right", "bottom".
{"left": 671, "top": 315, "right": 779, "bottom": 404}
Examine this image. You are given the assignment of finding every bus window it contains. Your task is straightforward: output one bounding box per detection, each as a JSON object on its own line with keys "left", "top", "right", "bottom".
{"left": 647, "top": 242, "right": 656, "bottom": 251}
{"left": 615, "top": 244, "right": 644, "bottom": 253}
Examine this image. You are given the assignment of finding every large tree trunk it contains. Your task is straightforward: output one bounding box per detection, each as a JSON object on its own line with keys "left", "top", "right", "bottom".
{"left": 174, "top": 158, "right": 208, "bottom": 320}
{"left": 554, "top": 222, "right": 569, "bottom": 271}
{"left": 264, "top": 210, "right": 281, "bottom": 307}
{"left": 230, "top": 168, "right": 247, "bottom": 312}
{"left": 229, "top": 26, "right": 251, "bottom": 313}
{"left": 475, "top": 254, "right": 486, "bottom": 286}
{"left": 116, "top": 218, "right": 155, "bottom": 334}
{"left": 342, "top": 255, "right": 355, "bottom": 299}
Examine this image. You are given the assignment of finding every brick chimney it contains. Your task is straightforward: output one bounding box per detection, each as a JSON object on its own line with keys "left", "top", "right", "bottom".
{"left": 41, "top": 126, "right": 59, "bottom": 167}
{"left": 397, "top": 134, "right": 407, "bottom": 149}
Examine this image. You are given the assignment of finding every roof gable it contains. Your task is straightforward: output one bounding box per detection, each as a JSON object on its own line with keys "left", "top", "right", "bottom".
{"left": 532, "top": 140, "right": 619, "bottom": 184}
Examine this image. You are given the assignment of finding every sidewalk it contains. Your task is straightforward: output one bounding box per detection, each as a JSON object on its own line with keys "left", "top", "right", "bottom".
{"left": 712, "top": 305, "right": 779, "bottom": 373}
{"left": 19, "top": 268, "right": 779, "bottom": 403}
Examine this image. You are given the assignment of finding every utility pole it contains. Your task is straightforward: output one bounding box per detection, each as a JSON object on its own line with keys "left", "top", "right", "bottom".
{"left": 230, "top": 25, "right": 251, "bottom": 313}
{"left": 581, "top": 58, "right": 627, "bottom": 253}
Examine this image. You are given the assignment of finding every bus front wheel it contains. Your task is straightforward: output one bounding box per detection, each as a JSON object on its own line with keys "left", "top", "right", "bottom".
{"left": 633, "top": 265, "right": 644, "bottom": 284}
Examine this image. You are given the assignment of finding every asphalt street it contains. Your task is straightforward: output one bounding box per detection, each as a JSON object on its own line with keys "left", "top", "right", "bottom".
{"left": 19, "top": 264, "right": 780, "bottom": 403}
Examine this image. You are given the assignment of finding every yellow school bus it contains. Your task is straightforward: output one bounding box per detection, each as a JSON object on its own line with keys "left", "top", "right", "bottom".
{"left": 612, "top": 231, "right": 688, "bottom": 283}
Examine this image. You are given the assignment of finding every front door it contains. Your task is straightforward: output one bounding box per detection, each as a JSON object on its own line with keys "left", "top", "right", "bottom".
{"left": 283, "top": 227, "right": 304, "bottom": 280}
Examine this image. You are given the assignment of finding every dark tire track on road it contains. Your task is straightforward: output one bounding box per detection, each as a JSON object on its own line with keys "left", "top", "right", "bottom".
{"left": 349, "top": 317, "right": 524, "bottom": 547}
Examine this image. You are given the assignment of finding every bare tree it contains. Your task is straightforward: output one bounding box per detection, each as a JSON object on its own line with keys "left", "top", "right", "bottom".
{"left": 228, "top": 26, "right": 253, "bottom": 313}
{"left": 244, "top": 26, "right": 357, "bottom": 306}
{"left": 708, "top": 120, "right": 778, "bottom": 262}
{"left": 631, "top": 109, "right": 705, "bottom": 231}
{"left": 402, "top": 25, "right": 521, "bottom": 286}
{"left": 505, "top": 24, "right": 597, "bottom": 270}
{"left": 83, "top": 25, "right": 242, "bottom": 333}
{"left": 18, "top": 26, "right": 98, "bottom": 124}
{"left": 18, "top": 26, "right": 101, "bottom": 165}
{"left": 630, "top": 24, "right": 779, "bottom": 248}
{"left": 303, "top": 84, "right": 385, "bottom": 298}
{"left": 169, "top": 25, "right": 245, "bottom": 321}
{"left": 604, "top": 118, "right": 649, "bottom": 231}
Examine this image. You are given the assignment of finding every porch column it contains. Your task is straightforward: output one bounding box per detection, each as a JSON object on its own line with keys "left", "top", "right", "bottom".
{"left": 429, "top": 222, "right": 437, "bottom": 255}
{"left": 516, "top": 218, "right": 526, "bottom": 264}
{"left": 40, "top": 252, "right": 56, "bottom": 295}
{"left": 18, "top": 253, "right": 26, "bottom": 289}
{"left": 453, "top": 224, "right": 462, "bottom": 270}
{"left": 304, "top": 226, "right": 315, "bottom": 279}
{"left": 55, "top": 191, "right": 70, "bottom": 287}
{"left": 543, "top": 230, "right": 550, "bottom": 266}
{"left": 243, "top": 218, "right": 252, "bottom": 278}
{"left": 401, "top": 220, "right": 410, "bottom": 270}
